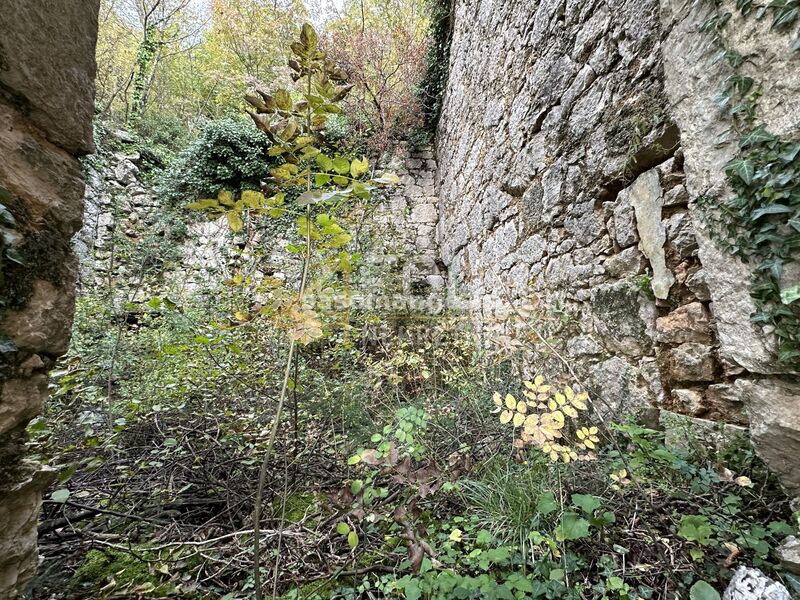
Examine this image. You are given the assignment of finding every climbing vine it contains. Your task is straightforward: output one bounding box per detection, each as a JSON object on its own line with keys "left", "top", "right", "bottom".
{"left": 417, "top": 0, "right": 453, "bottom": 131}
{"left": 698, "top": 1, "right": 800, "bottom": 363}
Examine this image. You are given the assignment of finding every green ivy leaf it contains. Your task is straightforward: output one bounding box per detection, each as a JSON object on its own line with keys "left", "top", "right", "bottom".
{"left": 739, "top": 126, "right": 776, "bottom": 148}
{"left": 724, "top": 158, "right": 755, "bottom": 185}
{"left": 780, "top": 285, "right": 800, "bottom": 305}
{"left": 347, "top": 530, "right": 359, "bottom": 548}
{"left": 689, "top": 580, "right": 721, "bottom": 600}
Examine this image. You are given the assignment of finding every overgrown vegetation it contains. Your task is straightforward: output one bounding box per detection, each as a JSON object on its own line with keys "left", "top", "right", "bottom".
{"left": 698, "top": 0, "right": 800, "bottom": 363}
{"left": 26, "top": 5, "right": 800, "bottom": 600}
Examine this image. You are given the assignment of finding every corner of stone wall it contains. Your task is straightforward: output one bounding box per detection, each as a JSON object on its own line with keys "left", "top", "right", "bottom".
{"left": 0, "top": 1, "right": 100, "bottom": 596}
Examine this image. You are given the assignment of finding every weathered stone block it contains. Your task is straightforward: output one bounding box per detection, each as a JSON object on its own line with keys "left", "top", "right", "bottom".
{"left": 661, "top": 342, "right": 717, "bottom": 382}
{"left": 655, "top": 301, "right": 712, "bottom": 344}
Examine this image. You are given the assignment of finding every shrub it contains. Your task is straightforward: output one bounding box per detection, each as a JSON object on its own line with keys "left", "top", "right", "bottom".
{"left": 157, "top": 117, "right": 275, "bottom": 208}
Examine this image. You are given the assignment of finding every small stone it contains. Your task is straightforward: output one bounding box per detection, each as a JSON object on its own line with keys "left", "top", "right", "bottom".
{"left": 663, "top": 184, "right": 689, "bottom": 206}
{"left": 660, "top": 342, "right": 717, "bottom": 382}
{"left": 685, "top": 265, "right": 711, "bottom": 301}
{"left": 114, "top": 159, "right": 139, "bottom": 186}
{"left": 613, "top": 191, "right": 638, "bottom": 248}
{"left": 665, "top": 212, "right": 698, "bottom": 260}
{"left": 604, "top": 246, "right": 646, "bottom": 277}
{"left": 671, "top": 388, "right": 706, "bottom": 416}
{"left": 777, "top": 536, "right": 800, "bottom": 575}
{"left": 655, "top": 301, "right": 712, "bottom": 344}
{"left": 566, "top": 335, "right": 603, "bottom": 357}
{"left": 410, "top": 203, "right": 437, "bottom": 224}
{"left": 723, "top": 566, "right": 791, "bottom": 600}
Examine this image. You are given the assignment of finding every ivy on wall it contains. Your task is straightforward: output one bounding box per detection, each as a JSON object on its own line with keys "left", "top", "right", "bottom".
{"left": 417, "top": 0, "right": 454, "bottom": 131}
{"left": 698, "top": 1, "right": 800, "bottom": 364}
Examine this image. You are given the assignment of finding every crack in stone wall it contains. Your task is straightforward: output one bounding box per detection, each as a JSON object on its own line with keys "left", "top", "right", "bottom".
{"left": 0, "top": 1, "right": 100, "bottom": 596}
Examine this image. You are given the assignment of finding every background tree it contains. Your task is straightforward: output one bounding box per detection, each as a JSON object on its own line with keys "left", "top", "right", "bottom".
{"left": 324, "top": 0, "right": 429, "bottom": 154}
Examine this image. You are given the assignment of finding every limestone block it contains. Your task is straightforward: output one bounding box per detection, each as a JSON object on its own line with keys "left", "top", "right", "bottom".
{"left": 0, "top": 0, "right": 99, "bottom": 154}
{"left": 0, "top": 376, "right": 48, "bottom": 435}
{"left": 656, "top": 301, "right": 712, "bottom": 344}
{"left": 1, "top": 279, "right": 76, "bottom": 355}
{"left": 723, "top": 567, "right": 791, "bottom": 600}
{"left": 671, "top": 388, "right": 705, "bottom": 416}
{"left": 738, "top": 378, "right": 800, "bottom": 497}
{"left": 590, "top": 281, "right": 655, "bottom": 358}
{"left": 628, "top": 169, "right": 675, "bottom": 299}
{"left": 777, "top": 536, "right": 800, "bottom": 575}
{"left": 660, "top": 342, "right": 717, "bottom": 382}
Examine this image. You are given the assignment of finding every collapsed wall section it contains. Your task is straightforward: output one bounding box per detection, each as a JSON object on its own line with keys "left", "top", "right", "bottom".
{"left": 0, "top": 1, "right": 100, "bottom": 596}
{"left": 435, "top": 0, "right": 800, "bottom": 494}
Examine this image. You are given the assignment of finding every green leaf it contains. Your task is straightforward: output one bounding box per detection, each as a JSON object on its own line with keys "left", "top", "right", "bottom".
{"left": 549, "top": 568, "right": 565, "bottom": 582}
{"left": 300, "top": 23, "right": 318, "bottom": 50}
{"left": 536, "top": 492, "right": 557, "bottom": 515}
{"left": 226, "top": 212, "right": 244, "bottom": 233}
{"left": 51, "top": 489, "right": 70, "bottom": 503}
{"left": 689, "top": 580, "right": 720, "bottom": 600}
{"left": 572, "top": 493, "right": 601, "bottom": 515}
{"left": 336, "top": 522, "right": 350, "bottom": 535}
{"left": 780, "top": 285, "right": 800, "bottom": 305}
{"left": 274, "top": 89, "right": 292, "bottom": 111}
{"left": 347, "top": 454, "right": 361, "bottom": 465}
{"left": 186, "top": 199, "right": 219, "bottom": 210}
{"left": 403, "top": 578, "right": 422, "bottom": 600}
{"left": 315, "top": 154, "right": 334, "bottom": 172}
{"left": 164, "top": 438, "right": 178, "bottom": 447}
{"left": 350, "top": 157, "right": 369, "bottom": 178}
{"left": 347, "top": 530, "right": 359, "bottom": 548}
{"left": 332, "top": 157, "right": 350, "bottom": 175}
{"left": 555, "top": 511, "right": 591, "bottom": 541}
{"left": 724, "top": 158, "right": 755, "bottom": 185}
{"left": 739, "top": 126, "right": 776, "bottom": 148}
{"left": 314, "top": 173, "right": 331, "bottom": 186}
{"left": 679, "top": 515, "right": 714, "bottom": 545}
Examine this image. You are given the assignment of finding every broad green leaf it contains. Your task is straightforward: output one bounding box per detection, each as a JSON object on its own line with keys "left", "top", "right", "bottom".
{"left": 689, "top": 580, "right": 720, "bottom": 600}
{"left": 572, "top": 493, "right": 601, "bottom": 515}
{"left": 186, "top": 199, "right": 219, "bottom": 210}
{"left": 300, "top": 23, "right": 318, "bottom": 50}
{"left": 332, "top": 157, "right": 350, "bottom": 175}
{"left": 724, "top": 158, "right": 755, "bottom": 185}
{"left": 679, "top": 515, "right": 714, "bottom": 545}
{"left": 555, "top": 511, "right": 591, "bottom": 541}
{"left": 51, "top": 489, "right": 70, "bottom": 503}
{"left": 536, "top": 492, "right": 557, "bottom": 515}
{"left": 347, "top": 454, "right": 361, "bottom": 465}
{"left": 336, "top": 522, "right": 350, "bottom": 535}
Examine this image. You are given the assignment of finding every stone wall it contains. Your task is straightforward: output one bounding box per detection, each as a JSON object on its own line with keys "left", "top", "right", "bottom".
{"left": 434, "top": 0, "right": 800, "bottom": 494}
{"left": 0, "top": 1, "right": 100, "bottom": 596}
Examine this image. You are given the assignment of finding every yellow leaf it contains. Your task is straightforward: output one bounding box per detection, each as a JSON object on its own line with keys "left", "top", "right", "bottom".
{"left": 493, "top": 392, "right": 503, "bottom": 407}
{"left": 524, "top": 381, "right": 536, "bottom": 390}
{"left": 449, "top": 528, "right": 463, "bottom": 542}
{"left": 524, "top": 414, "right": 539, "bottom": 430}
{"left": 589, "top": 426, "right": 598, "bottom": 435}
{"left": 516, "top": 401, "right": 527, "bottom": 414}
{"left": 218, "top": 190, "right": 235, "bottom": 206}
{"left": 577, "top": 429, "right": 586, "bottom": 440}
{"left": 584, "top": 439, "right": 595, "bottom": 450}
{"left": 554, "top": 393, "right": 566, "bottom": 406}
{"left": 551, "top": 411, "right": 565, "bottom": 427}
{"left": 534, "top": 375, "right": 544, "bottom": 386}
{"left": 563, "top": 405, "right": 577, "bottom": 418}
{"left": 227, "top": 212, "right": 244, "bottom": 233}
{"left": 241, "top": 190, "right": 265, "bottom": 209}
{"left": 350, "top": 157, "right": 369, "bottom": 178}
{"left": 504, "top": 394, "right": 516, "bottom": 410}
{"left": 513, "top": 412, "right": 525, "bottom": 427}
{"left": 500, "top": 410, "right": 513, "bottom": 424}
{"left": 548, "top": 399, "right": 557, "bottom": 411}
{"left": 734, "top": 476, "right": 754, "bottom": 488}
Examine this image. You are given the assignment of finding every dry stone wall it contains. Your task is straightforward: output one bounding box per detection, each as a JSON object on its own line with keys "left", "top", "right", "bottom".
{"left": 434, "top": 0, "right": 800, "bottom": 494}
{"left": 0, "top": 1, "right": 100, "bottom": 596}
